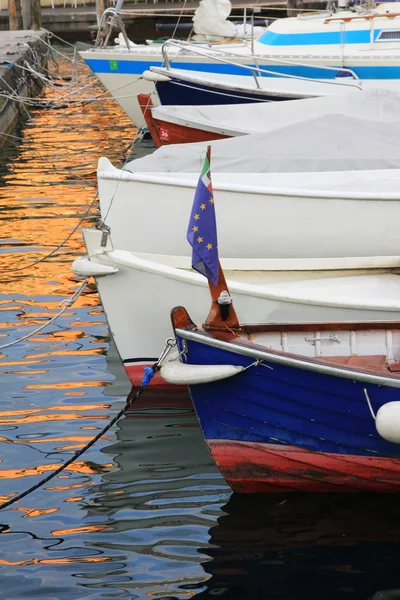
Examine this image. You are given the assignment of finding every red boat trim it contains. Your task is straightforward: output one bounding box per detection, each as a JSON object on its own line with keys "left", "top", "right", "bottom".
{"left": 137, "top": 92, "right": 230, "bottom": 146}
{"left": 123, "top": 360, "right": 184, "bottom": 390}
{"left": 151, "top": 118, "right": 230, "bottom": 146}
{"left": 138, "top": 93, "right": 163, "bottom": 148}
{"left": 208, "top": 440, "right": 400, "bottom": 493}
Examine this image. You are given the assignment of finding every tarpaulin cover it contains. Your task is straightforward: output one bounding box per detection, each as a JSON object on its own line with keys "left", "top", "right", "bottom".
{"left": 125, "top": 89, "right": 400, "bottom": 174}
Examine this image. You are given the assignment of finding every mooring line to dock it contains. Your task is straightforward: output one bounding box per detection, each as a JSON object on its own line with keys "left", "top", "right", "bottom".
{"left": 0, "top": 279, "right": 88, "bottom": 351}
{"left": 40, "top": 29, "right": 77, "bottom": 49}
{"left": 1, "top": 193, "right": 99, "bottom": 275}
{"left": 0, "top": 33, "right": 105, "bottom": 116}
{"left": 99, "top": 124, "right": 148, "bottom": 225}
{"left": 0, "top": 339, "right": 175, "bottom": 512}
{"left": 0, "top": 52, "right": 145, "bottom": 276}
{"left": 0, "top": 387, "right": 143, "bottom": 512}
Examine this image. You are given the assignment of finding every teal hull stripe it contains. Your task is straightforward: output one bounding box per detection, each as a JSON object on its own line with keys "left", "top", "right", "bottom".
{"left": 258, "top": 28, "right": 381, "bottom": 46}
{"left": 84, "top": 58, "right": 400, "bottom": 80}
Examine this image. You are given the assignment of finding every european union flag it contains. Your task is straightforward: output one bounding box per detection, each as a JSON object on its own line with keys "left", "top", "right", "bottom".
{"left": 187, "top": 151, "right": 219, "bottom": 286}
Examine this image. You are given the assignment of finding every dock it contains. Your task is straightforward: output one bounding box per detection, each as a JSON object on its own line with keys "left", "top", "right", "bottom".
{"left": 0, "top": 30, "right": 48, "bottom": 145}
{"left": 0, "top": 0, "right": 322, "bottom": 39}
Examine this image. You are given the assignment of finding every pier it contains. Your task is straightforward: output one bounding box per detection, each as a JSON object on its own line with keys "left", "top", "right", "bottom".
{"left": 0, "top": 30, "right": 48, "bottom": 146}
{"left": 0, "top": 0, "right": 322, "bottom": 39}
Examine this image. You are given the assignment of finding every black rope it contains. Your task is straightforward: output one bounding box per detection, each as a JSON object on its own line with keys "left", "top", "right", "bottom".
{"left": 0, "top": 370, "right": 159, "bottom": 512}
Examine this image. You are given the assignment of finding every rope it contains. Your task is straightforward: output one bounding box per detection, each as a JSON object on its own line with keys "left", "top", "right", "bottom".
{"left": 0, "top": 337, "right": 177, "bottom": 511}
{"left": 99, "top": 126, "right": 148, "bottom": 224}
{"left": 2, "top": 193, "right": 98, "bottom": 274}
{"left": 0, "top": 372, "right": 159, "bottom": 512}
{"left": 37, "top": 36, "right": 77, "bottom": 64}
{"left": 0, "top": 280, "right": 88, "bottom": 350}
{"left": 171, "top": 0, "right": 188, "bottom": 39}
{"left": 364, "top": 388, "right": 376, "bottom": 420}
{"left": 40, "top": 29, "right": 77, "bottom": 49}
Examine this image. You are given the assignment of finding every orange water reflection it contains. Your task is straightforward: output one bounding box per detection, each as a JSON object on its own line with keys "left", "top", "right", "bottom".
{"left": 51, "top": 524, "right": 109, "bottom": 536}
{"left": 0, "top": 60, "right": 133, "bottom": 298}
{"left": 0, "top": 556, "right": 111, "bottom": 566}
{"left": 0, "top": 460, "right": 114, "bottom": 479}
{"left": 0, "top": 403, "right": 110, "bottom": 417}
{"left": 14, "top": 507, "right": 59, "bottom": 517}
{"left": 0, "top": 56, "right": 134, "bottom": 534}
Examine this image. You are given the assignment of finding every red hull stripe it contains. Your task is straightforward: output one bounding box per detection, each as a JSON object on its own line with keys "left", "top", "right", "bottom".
{"left": 155, "top": 119, "right": 229, "bottom": 146}
{"left": 208, "top": 440, "right": 400, "bottom": 493}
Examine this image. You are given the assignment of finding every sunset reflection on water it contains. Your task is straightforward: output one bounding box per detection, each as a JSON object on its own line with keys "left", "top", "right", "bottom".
{"left": 0, "top": 49, "right": 225, "bottom": 599}
{"left": 1, "top": 49, "right": 399, "bottom": 600}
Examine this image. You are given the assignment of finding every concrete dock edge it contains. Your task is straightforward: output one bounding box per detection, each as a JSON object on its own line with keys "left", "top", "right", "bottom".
{"left": 0, "top": 30, "right": 49, "bottom": 146}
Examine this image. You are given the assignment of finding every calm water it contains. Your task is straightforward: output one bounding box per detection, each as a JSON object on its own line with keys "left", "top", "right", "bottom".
{"left": 0, "top": 48, "right": 400, "bottom": 600}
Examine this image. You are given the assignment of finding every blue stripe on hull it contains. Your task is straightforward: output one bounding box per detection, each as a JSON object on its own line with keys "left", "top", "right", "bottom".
{"left": 182, "top": 338, "right": 400, "bottom": 459}
{"left": 82, "top": 57, "right": 400, "bottom": 80}
{"left": 257, "top": 28, "right": 380, "bottom": 46}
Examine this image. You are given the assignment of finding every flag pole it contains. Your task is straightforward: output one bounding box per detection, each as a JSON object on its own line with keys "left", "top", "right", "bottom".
{"left": 203, "top": 146, "right": 240, "bottom": 337}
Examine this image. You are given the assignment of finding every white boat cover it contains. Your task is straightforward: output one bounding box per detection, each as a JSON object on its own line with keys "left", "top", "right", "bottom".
{"left": 125, "top": 89, "right": 400, "bottom": 174}
{"left": 151, "top": 88, "right": 399, "bottom": 136}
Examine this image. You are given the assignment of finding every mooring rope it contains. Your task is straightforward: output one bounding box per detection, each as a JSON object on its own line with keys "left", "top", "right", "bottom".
{"left": 0, "top": 392, "right": 129, "bottom": 512}
{"left": 0, "top": 280, "right": 88, "bottom": 350}
{"left": 2, "top": 193, "right": 98, "bottom": 274}
{"left": 0, "top": 338, "right": 175, "bottom": 512}
{"left": 97, "top": 125, "right": 149, "bottom": 225}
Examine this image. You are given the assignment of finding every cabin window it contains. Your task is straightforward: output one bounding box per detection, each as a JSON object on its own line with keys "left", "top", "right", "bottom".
{"left": 376, "top": 30, "right": 400, "bottom": 41}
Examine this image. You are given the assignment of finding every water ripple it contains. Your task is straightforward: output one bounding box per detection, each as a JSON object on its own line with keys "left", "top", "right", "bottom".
{"left": 0, "top": 49, "right": 225, "bottom": 599}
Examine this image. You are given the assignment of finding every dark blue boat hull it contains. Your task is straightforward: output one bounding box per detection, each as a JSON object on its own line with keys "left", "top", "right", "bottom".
{"left": 177, "top": 335, "right": 400, "bottom": 493}
{"left": 156, "top": 78, "right": 300, "bottom": 105}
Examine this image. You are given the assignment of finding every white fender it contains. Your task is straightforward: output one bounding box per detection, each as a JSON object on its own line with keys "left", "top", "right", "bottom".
{"left": 376, "top": 401, "right": 400, "bottom": 444}
{"left": 72, "top": 257, "right": 118, "bottom": 277}
{"left": 143, "top": 70, "right": 171, "bottom": 83}
{"left": 161, "top": 360, "right": 244, "bottom": 385}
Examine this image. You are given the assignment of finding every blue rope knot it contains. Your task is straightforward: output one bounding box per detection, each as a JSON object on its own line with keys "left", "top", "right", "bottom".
{"left": 141, "top": 366, "right": 155, "bottom": 387}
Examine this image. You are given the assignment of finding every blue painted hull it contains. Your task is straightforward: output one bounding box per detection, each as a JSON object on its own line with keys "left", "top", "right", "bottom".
{"left": 83, "top": 57, "right": 400, "bottom": 81}
{"left": 176, "top": 334, "right": 400, "bottom": 492}
{"left": 155, "top": 78, "right": 292, "bottom": 105}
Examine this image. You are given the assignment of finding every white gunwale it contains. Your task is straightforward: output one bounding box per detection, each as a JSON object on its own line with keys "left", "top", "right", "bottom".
{"left": 175, "top": 327, "right": 400, "bottom": 389}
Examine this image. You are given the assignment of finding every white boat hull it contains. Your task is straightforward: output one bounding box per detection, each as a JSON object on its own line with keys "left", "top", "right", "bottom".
{"left": 92, "top": 71, "right": 158, "bottom": 127}
{"left": 74, "top": 229, "right": 400, "bottom": 387}
{"left": 83, "top": 52, "right": 400, "bottom": 126}
{"left": 98, "top": 159, "right": 400, "bottom": 263}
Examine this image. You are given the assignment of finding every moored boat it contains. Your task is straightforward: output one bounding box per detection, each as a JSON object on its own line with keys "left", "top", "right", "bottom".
{"left": 160, "top": 147, "right": 400, "bottom": 493}
{"left": 166, "top": 305, "right": 400, "bottom": 492}
{"left": 73, "top": 228, "right": 400, "bottom": 388}
{"left": 138, "top": 87, "right": 396, "bottom": 146}
{"left": 145, "top": 63, "right": 361, "bottom": 108}
{"left": 138, "top": 94, "right": 231, "bottom": 148}
{"left": 80, "top": 2, "right": 400, "bottom": 125}
{"left": 97, "top": 107, "right": 400, "bottom": 261}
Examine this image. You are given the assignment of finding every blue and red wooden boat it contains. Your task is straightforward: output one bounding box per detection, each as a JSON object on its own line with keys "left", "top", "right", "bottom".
{"left": 164, "top": 304, "right": 400, "bottom": 493}
{"left": 159, "top": 147, "right": 400, "bottom": 493}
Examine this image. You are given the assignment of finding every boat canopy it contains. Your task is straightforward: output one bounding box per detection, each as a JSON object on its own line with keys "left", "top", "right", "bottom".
{"left": 125, "top": 89, "right": 400, "bottom": 174}
{"left": 150, "top": 88, "right": 400, "bottom": 136}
